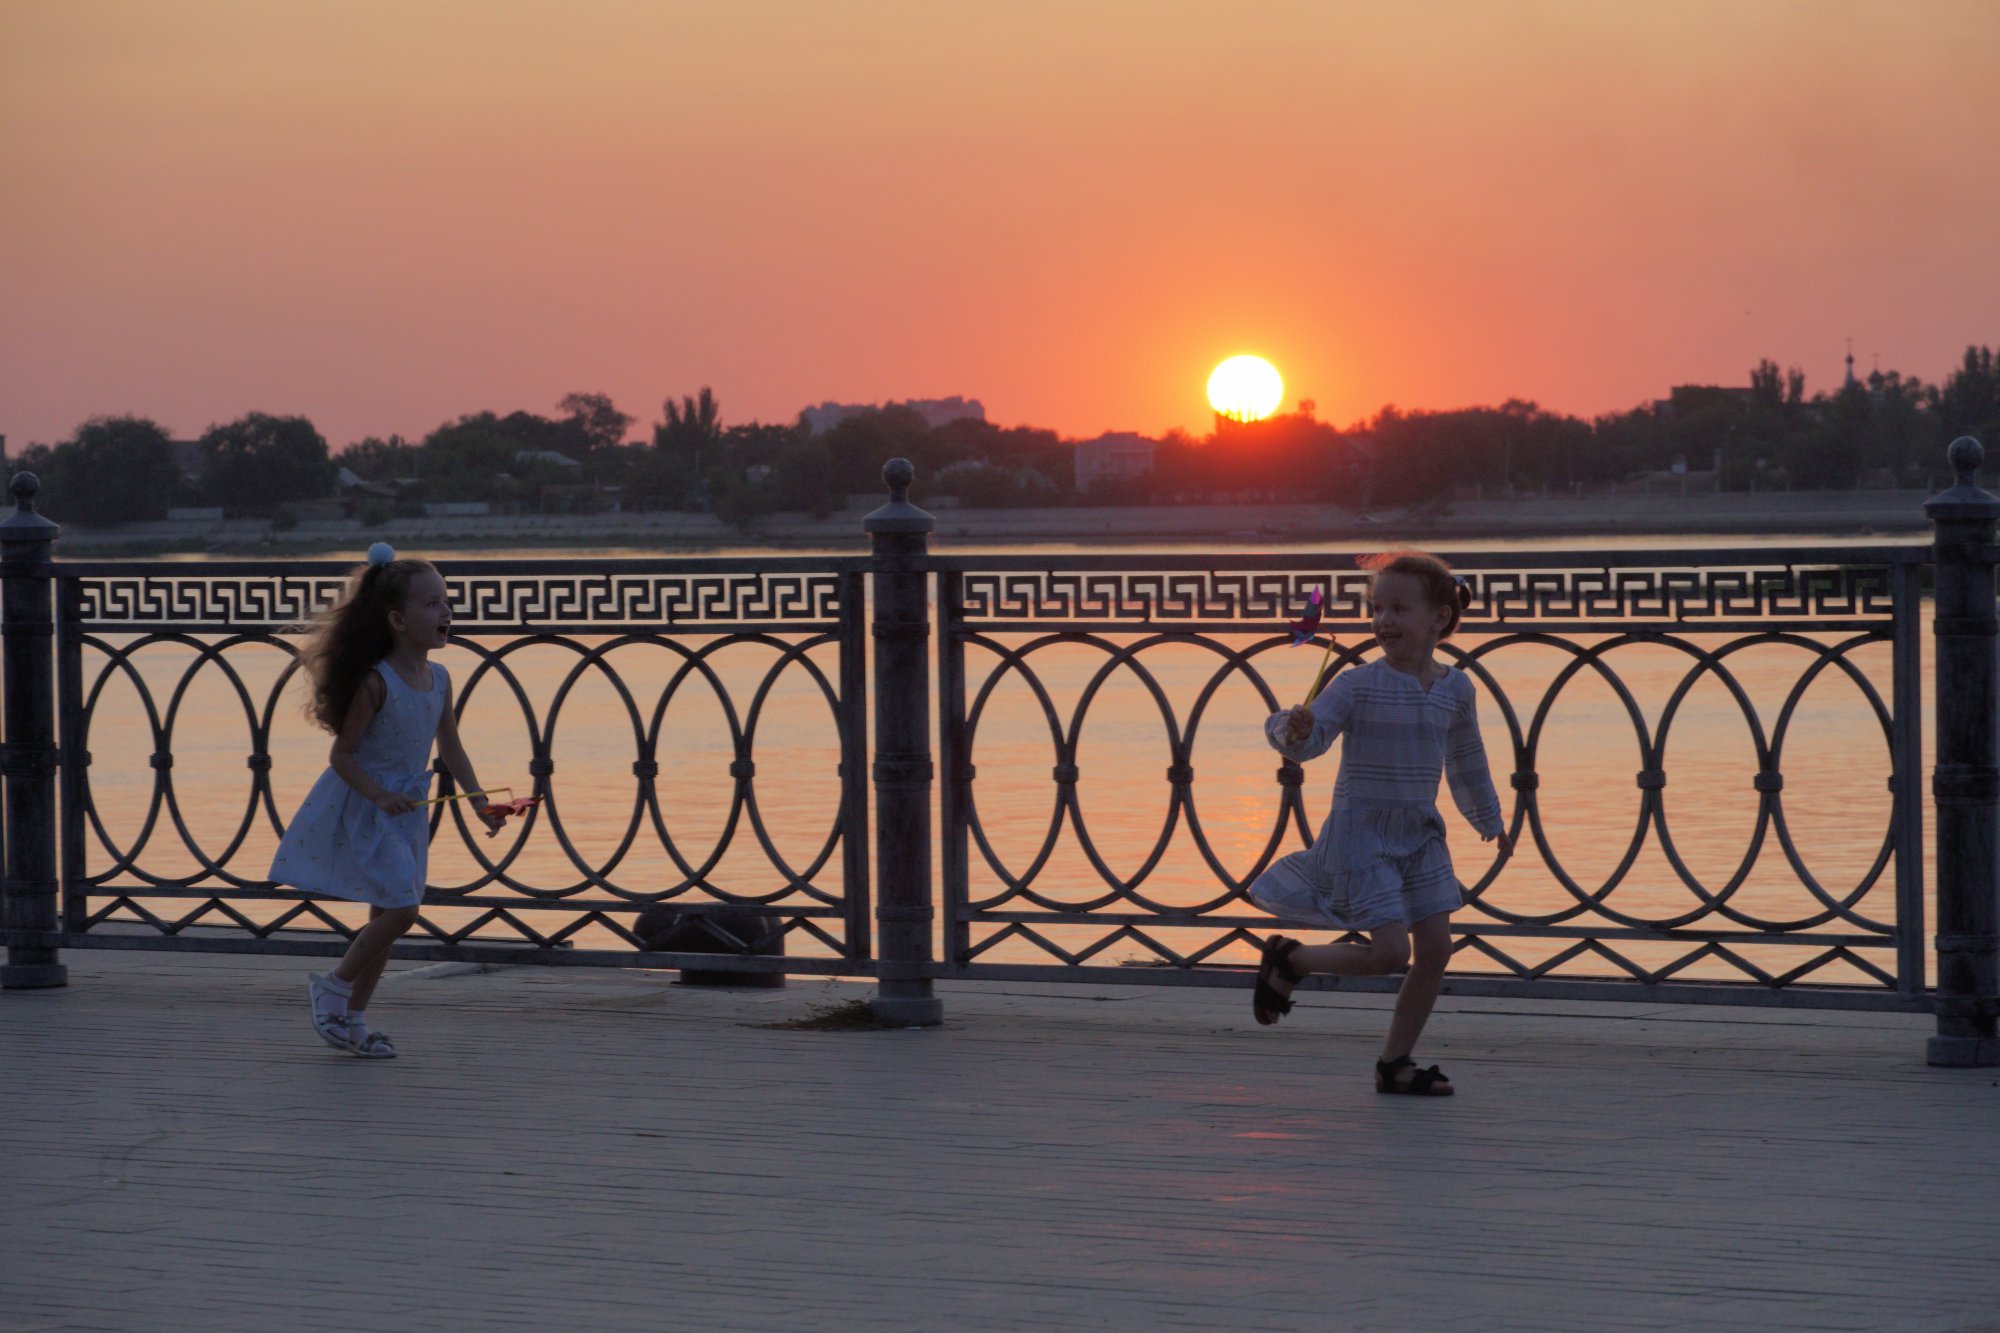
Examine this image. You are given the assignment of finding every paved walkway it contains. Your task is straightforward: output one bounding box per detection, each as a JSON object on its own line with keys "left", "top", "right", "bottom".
{"left": 2, "top": 952, "right": 1996, "bottom": 1332}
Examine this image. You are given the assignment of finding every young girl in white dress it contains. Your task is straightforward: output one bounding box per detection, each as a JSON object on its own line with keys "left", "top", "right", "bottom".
{"left": 271, "top": 544, "right": 502, "bottom": 1058}
{"left": 1248, "top": 551, "right": 1511, "bottom": 1096}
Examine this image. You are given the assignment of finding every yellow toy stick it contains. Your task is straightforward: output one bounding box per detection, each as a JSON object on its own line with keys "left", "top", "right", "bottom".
{"left": 1302, "top": 638, "right": 1337, "bottom": 706}
{"left": 417, "top": 786, "right": 512, "bottom": 808}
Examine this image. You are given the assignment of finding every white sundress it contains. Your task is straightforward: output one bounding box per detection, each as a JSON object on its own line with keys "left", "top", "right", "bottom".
{"left": 1249, "top": 658, "right": 1505, "bottom": 931}
{"left": 269, "top": 660, "right": 447, "bottom": 910}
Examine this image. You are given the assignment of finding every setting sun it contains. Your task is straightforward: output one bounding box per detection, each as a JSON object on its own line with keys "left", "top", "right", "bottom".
{"left": 1207, "top": 355, "right": 1284, "bottom": 422}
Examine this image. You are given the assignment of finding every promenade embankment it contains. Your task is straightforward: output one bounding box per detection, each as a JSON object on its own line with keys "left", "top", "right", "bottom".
{"left": 4, "top": 950, "right": 1996, "bottom": 1330}
{"left": 52, "top": 488, "right": 1935, "bottom": 556}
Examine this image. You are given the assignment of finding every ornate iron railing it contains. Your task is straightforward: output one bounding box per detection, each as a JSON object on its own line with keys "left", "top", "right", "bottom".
{"left": 935, "top": 549, "right": 1929, "bottom": 1008}
{"left": 9, "top": 449, "right": 2000, "bottom": 1052}
{"left": 50, "top": 557, "right": 871, "bottom": 973}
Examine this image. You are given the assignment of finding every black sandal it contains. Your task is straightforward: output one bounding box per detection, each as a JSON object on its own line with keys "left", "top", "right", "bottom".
{"left": 1252, "top": 935, "right": 1305, "bottom": 1026}
{"left": 1376, "top": 1055, "right": 1454, "bottom": 1096}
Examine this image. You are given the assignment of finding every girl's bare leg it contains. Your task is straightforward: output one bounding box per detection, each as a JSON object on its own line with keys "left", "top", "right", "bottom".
{"left": 1382, "top": 911, "right": 1454, "bottom": 1080}
{"left": 1271, "top": 923, "right": 1411, "bottom": 999}
{"left": 331, "top": 905, "right": 420, "bottom": 1010}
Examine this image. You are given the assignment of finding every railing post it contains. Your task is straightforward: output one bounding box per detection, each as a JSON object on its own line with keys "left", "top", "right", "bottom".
{"left": 1, "top": 472, "right": 66, "bottom": 989}
{"left": 863, "top": 458, "right": 942, "bottom": 1025}
{"left": 1925, "top": 437, "right": 1998, "bottom": 1065}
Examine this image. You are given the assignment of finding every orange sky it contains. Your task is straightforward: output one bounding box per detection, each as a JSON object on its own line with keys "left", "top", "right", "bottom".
{"left": 4, "top": 0, "right": 1997, "bottom": 450}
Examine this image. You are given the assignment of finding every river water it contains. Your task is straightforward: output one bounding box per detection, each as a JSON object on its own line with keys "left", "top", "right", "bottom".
{"left": 76, "top": 533, "right": 1932, "bottom": 987}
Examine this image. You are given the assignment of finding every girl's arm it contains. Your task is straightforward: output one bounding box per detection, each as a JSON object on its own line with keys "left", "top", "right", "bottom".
{"left": 330, "top": 674, "right": 413, "bottom": 814}
{"left": 1445, "top": 683, "right": 1508, "bottom": 844}
{"left": 1265, "top": 670, "right": 1354, "bottom": 763}
{"left": 434, "top": 672, "right": 504, "bottom": 833}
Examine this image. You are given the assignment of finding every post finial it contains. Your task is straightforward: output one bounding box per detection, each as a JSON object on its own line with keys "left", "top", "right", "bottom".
{"left": 864, "top": 457, "right": 934, "bottom": 535}
{"left": 1950, "top": 436, "right": 1984, "bottom": 484}
{"left": 0, "top": 471, "right": 59, "bottom": 546}
{"left": 1926, "top": 437, "right": 1998, "bottom": 520}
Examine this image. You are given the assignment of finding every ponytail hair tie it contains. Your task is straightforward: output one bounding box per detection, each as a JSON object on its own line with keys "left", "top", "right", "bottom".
{"left": 366, "top": 542, "right": 396, "bottom": 566}
{"left": 1453, "top": 575, "right": 1473, "bottom": 609}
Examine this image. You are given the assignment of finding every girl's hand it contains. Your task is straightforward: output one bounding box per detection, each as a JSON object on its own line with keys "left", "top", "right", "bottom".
{"left": 1282, "top": 705, "right": 1313, "bottom": 742}
{"left": 474, "top": 802, "right": 507, "bottom": 838}
{"left": 1483, "top": 829, "right": 1514, "bottom": 856}
{"left": 374, "top": 791, "right": 418, "bottom": 816}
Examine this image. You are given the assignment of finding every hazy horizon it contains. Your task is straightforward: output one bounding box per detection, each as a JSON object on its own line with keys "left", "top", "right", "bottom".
{"left": 5, "top": 0, "right": 1997, "bottom": 449}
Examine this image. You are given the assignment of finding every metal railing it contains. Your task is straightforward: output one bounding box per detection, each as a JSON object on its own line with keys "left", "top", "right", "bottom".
{"left": 934, "top": 549, "right": 1926, "bottom": 1008}
{"left": 33, "top": 546, "right": 873, "bottom": 975}
{"left": 4, "top": 446, "right": 1999, "bottom": 1063}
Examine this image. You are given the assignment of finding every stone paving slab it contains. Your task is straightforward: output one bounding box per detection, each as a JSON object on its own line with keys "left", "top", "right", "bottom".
{"left": 2, "top": 952, "right": 1997, "bottom": 1332}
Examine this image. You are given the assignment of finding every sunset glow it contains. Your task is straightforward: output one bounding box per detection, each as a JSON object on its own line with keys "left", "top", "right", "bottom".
{"left": 1, "top": 3, "right": 1997, "bottom": 447}
{"left": 1207, "top": 356, "right": 1284, "bottom": 423}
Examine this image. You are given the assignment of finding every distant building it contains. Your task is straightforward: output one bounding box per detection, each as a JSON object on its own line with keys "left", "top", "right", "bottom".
{"left": 1075, "top": 432, "right": 1157, "bottom": 494}
{"left": 803, "top": 396, "right": 987, "bottom": 435}
{"left": 538, "top": 481, "right": 621, "bottom": 513}
{"left": 1655, "top": 385, "right": 1755, "bottom": 418}
{"left": 514, "top": 449, "right": 580, "bottom": 468}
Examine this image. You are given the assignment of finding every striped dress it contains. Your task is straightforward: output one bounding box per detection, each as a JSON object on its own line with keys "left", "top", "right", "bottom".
{"left": 1249, "top": 658, "right": 1505, "bottom": 931}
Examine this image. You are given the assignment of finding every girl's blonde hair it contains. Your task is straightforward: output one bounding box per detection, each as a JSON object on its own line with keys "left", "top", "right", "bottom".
{"left": 1358, "top": 549, "right": 1472, "bottom": 639}
{"left": 297, "top": 557, "right": 437, "bottom": 733}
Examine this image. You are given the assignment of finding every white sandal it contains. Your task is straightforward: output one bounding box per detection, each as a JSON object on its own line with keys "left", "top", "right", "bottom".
{"left": 307, "top": 974, "right": 355, "bottom": 1050}
{"left": 347, "top": 1023, "right": 396, "bottom": 1060}
{"left": 313, "top": 1011, "right": 363, "bottom": 1054}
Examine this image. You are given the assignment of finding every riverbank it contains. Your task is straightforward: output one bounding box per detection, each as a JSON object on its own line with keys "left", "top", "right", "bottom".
{"left": 51, "top": 488, "right": 1935, "bottom": 556}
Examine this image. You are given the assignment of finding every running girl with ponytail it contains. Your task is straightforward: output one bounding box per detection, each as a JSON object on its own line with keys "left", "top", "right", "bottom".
{"left": 270, "top": 543, "right": 503, "bottom": 1058}
{"left": 1247, "top": 550, "right": 1511, "bottom": 1096}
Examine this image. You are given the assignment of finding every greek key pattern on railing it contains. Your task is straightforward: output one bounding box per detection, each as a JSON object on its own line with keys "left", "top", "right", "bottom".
{"left": 79, "top": 575, "right": 348, "bottom": 628}
{"left": 74, "top": 570, "right": 846, "bottom": 630}
{"left": 955, "top": 564, "right": 1897, "bottom": 626}
{"left": 451, "top": 573, "right": 843, "bottom": 628}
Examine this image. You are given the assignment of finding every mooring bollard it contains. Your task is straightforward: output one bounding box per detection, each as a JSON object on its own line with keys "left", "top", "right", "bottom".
{"left": 1925, "top": 436, "right": 1999, "bottom": 1066}
{"left": 864, "top": 458, "right": 942, "bottom": 1025}
{"left": 1, "top": 472, "right": 66, "bottom": 989}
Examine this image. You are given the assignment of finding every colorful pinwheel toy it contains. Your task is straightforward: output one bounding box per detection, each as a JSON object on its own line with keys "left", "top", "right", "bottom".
{"left": 416, "top": 786, "right": 543, "bottom": 837}
{"left": 481, "top": 795, "right": 542, "bottom": 836}
{"left": 1287, "top": 587, "right": 1324, "bottom": 645}
{"left": 1288, "top": 587, "right": 1337, "bottom": 704}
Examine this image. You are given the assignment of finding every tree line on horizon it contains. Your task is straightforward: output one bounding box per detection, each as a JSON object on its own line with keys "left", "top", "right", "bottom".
{"left": 13, "top": 347, "right": 2000, "bottom": 530}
